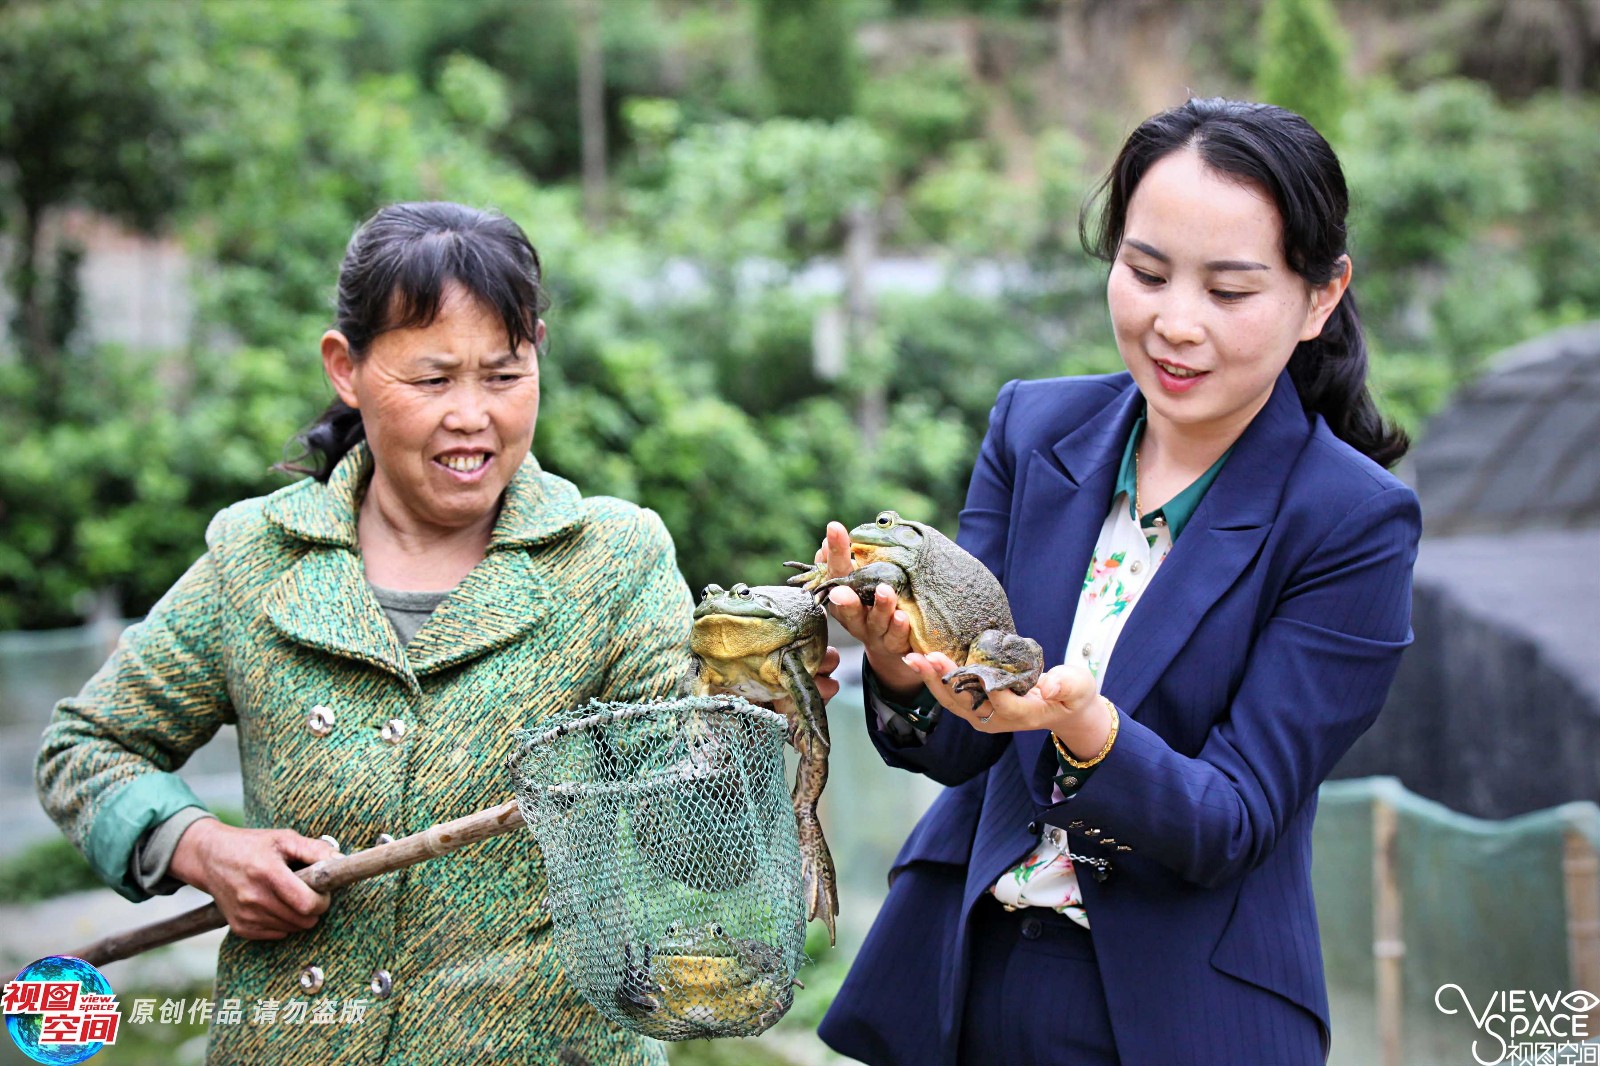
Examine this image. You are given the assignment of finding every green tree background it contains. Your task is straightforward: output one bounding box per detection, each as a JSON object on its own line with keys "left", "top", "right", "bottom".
{"left": 2, "top": 0, "right": 1596, "bottom": 630}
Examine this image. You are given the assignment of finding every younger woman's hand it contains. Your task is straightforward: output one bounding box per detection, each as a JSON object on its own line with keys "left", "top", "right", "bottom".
{"left": 169, "top": 820, "right": 337, "bottom": 940}
{"left": 900, "top": 654, "right": 1113, "bottom": 753}
{"left": 812, "top": 522, "right": 922, "bottom": 700}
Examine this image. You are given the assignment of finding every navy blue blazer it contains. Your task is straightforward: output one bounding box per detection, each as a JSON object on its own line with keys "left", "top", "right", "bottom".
{"left": 819, "top": 371, "right": 1421, "bottom": 1066}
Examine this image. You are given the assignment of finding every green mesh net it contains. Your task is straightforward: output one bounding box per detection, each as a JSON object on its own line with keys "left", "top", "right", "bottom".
{"left": 509, "top": 695, "right": 807, "bottom": 1041}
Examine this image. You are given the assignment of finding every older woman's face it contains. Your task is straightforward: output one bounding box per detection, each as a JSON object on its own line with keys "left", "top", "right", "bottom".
{"left": 323, "top": 284, "right": 540, "bottom": 534}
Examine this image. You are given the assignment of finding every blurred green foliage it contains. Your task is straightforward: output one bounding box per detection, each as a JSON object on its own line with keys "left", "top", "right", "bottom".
{"left": 1256, "top": 0, "right": 1351, "bottom": 141}
{"left": 1, "top": 0, "right": 1597, "bottom": 634}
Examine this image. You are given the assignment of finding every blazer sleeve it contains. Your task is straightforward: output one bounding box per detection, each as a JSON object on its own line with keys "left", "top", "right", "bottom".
{"left": 34, "top": 553, "right": 234, "bottom": 902}
{"left": 864, "top": 380, "right": 1019, "bottom": 786}
{"left": 1046, "top": 483, "right": 1422, "bottom": 889}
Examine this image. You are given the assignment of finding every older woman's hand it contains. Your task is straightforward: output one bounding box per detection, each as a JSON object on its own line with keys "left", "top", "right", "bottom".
{"left": 901, "top": 653, "right": 1116, "bottom": 757}
{"left": 811, "top": 521, "right": 923, "bottom": 701}
{"left": 169, "top": 820, "right": 338, "bottom": 940}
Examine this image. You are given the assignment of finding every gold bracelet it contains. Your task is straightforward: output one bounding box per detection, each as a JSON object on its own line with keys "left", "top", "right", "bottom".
{"left": 1052, "top": 697, "right": 1120, "bottom": 769}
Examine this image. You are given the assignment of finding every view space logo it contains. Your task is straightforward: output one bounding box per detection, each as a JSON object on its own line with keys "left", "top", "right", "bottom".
{"left": 1436, "top": 983, "right": 1600, "bottom": 1065}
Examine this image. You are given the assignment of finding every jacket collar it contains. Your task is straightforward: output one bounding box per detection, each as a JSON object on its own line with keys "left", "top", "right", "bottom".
{"left": 262, "top": 443, "right": 584, "bottom": 687}
{"left": 264, "top": 442, "right": 585, "bottom": 552}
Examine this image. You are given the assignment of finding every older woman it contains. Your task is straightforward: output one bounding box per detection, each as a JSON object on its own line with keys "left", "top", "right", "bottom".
{"left": 35, "top": 202, "right": 716, "bottom": 1063}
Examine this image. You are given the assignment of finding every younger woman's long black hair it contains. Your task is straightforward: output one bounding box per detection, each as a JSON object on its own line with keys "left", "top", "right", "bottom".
{"left": 1081, "top": 97, "right": 1408, "bottom": 468}
{"left": 280, "top": 201, "right": 549, "bottom": 481}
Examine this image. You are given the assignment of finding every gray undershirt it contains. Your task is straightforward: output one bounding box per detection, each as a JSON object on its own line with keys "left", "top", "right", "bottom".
{"left": 368, "top": 582, "right": 453, "bottom": 647}
{"left": 128, "top": 582, "right": 454, "bottom": 895}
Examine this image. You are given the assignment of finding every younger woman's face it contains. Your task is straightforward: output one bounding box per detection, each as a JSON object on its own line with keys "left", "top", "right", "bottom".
{"left": 1107, "top": 146, "right": 1347, "bottom": 444}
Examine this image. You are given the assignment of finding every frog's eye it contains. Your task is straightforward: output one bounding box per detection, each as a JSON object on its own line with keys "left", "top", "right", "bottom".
{"left": 702, "top": 583, "right": 724, "bottom": 599}
{"left": 733, "top": 583, "right": 751, "bottom": 598}
{"left": 875, "top": 510, "right": 898, "bottom": 528}
{"left": 712, "top": 924, "right": 725, "bottom": 937}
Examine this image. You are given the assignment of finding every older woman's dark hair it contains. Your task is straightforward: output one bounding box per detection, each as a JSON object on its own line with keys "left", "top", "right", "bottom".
{"left": 1082, "top": 98, "right": 1408, "bottom": 468}
{"left": 282, "top": 201, "right": 549, "bottom": 480}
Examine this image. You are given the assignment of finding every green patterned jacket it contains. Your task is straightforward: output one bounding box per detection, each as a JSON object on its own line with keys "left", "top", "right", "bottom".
{"left": 35, "top": 443, "right": 691, "bottom": 1065}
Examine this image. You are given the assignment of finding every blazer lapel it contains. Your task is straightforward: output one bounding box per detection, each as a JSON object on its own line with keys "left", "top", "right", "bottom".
{"left": 404, "top": 462, "right": 583, "bottom": 676}
{"left": 262, "top": 444, "right": 416, "bottom": 689}
{"left": 264, "top": 548, "right": 416, "bottom": 691}
{"left": 1099, "top": 371, "right": 1312, "bottom": 714}
{"left": 404, "top": 550, "right": 551, "bottom": 676}
{"left": 1004, "top": 379, "right": 1144, "bottom": 804}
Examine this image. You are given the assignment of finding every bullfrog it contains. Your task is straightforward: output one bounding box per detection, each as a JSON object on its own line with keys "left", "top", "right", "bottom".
{"left": 681, "top": 582, "right": 838, "bottom": 944}
{"left": 616, "top": 921, "right": 798, "bottom": 1035}
{"left": 787, "top": 509, "right": 1044, "bottom": 710}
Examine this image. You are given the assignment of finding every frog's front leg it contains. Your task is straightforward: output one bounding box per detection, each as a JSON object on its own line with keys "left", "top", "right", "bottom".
{"left": 779, "top": 647, "right": 829, "bottom": 756}
{"left": 806, "top": 561, "right": 910, "bottom": 608}
{"left": 943, "top": 630, "right": 1045, "bottom": 711}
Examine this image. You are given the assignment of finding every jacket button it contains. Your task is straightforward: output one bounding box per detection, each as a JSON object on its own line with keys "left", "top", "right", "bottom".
{"left": 1020, "top": 917, "right": 1043, "bottom": 940}
{"left": 373, "top": 832, "right": 395, "bottom": 847}
{"left": 370, "top": 969, "right": 394, "bottom": 998}
{"left": 1069, "top": 820, "right": 1084, "bottom": 829}
{"left": 298, "top": 965, "right": 324, "bottom": 994}
{"left": 380, "top": 719, "right": 408, "bottom": 745}
{"left": 1061, "top": 775, "right": 1081, "bottom": 789}
{"left": 307, "top": 706, "right": 335, "bottom": 736}
{"left": 1086, "top": 827, "right": 1101, "bottom": 836}
{"left": 1026, "top": 821, "right": 1039, "bottom": 835}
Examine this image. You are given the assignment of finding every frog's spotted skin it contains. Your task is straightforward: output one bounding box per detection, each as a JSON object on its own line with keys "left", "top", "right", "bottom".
{"left": 682, "top": 583, "right": 839, "bottom": 944}
{"left": 786, "top": 510, "right": 1044, "bottom": 709}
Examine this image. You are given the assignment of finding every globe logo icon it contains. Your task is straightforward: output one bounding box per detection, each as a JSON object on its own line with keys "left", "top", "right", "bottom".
{"left": 5, "top": 956, "right": 116, "bottom": 1065}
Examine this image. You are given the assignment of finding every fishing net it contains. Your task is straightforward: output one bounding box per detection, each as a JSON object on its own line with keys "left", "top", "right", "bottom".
{"left": 509, "top": 695, "right": 807, "bottom": 1041}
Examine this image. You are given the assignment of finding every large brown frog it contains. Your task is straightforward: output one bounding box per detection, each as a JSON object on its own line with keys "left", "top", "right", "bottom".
{"left": 681, "top": 582, "right": 839, "bottom": 944}
{"left": 787, "top": 509, "right": 1044, "bottom": 709}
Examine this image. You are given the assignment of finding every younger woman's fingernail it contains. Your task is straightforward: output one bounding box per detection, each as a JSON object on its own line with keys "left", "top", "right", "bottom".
{"left": 829, "top": 587, "right": 849, "bottom": 605}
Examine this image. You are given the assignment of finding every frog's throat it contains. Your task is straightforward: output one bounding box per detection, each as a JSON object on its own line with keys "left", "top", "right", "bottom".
{"left": 690, "top": 616, "right": 793, "bottom": 660}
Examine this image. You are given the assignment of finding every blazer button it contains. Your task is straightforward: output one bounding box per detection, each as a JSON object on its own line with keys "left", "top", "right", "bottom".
{"left": 1086, "top": 827, "right": 1101, "bottom": 837}
{"left": 1101, "top": 838, "right": 1117, "bottom": 845}
{"left": 1026, "top": 821, "right": 1039, "bottom": 835}
{"left": 298, "top": 965, "right": 324, "bottom": 994}
{"left": 380, "top": 719, "right": 408, "bottom": 745}
{"left": 1069, "top": 820, "right": 1084, "bottom": 829}
{"left": 369, "top": 969, "right": 394, "bottom": 998}
{"left": 1020, "top": 917, "right": 1043, "bottom": 940}
{"left": 1060, "top": 775, "right": 1080, "bottom": 789}
{"left": 307, "top": 705, "right": 335, "bottom": 737}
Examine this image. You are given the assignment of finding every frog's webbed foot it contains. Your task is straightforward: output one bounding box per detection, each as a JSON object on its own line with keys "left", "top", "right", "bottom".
{"left": 783, "top": 560, "right": 827, "bottom": 591}
{"left": 616, "top": 941, "right": 662, "bottom": 1016}
{"left": 780, "top": 648, "right": 830, "bottom": 756}
{"left": 943, "top": 630, "right": 1045, "bottom": 711}
{"left": 796, "top": 806, "right": 839, "bottom": 946}
{"left": 802, "top": 561, "right": 908, "bottom": 609}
